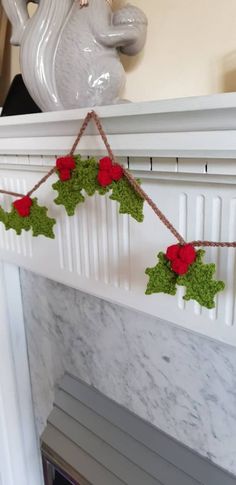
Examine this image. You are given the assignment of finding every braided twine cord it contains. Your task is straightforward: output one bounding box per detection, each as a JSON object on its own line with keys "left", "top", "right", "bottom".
{"left": 0, "top": 110, "right": 236, "bottom": 248}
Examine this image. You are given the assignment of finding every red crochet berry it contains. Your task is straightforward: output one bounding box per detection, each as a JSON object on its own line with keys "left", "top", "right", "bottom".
{"left": 99, "top": 157, "right": 113, "bottom": 171}
{"left": 171, "top": 258, "right": 189, "bottom": 275}
{"left": 98, "top": 170, "right": 113, "bottom": 187}
{"left": 56, "top": 156, "right": 76, "bottom": 170}
{"left": 59, "top": 169, "right": 71, "bottom": 181}
{"left": 166, "top": 244, "right": 180, "bottom": 262}
{"left": 179, "top": 244, "right": 196, "bottom": 264}
{"left": 13, "top": 196, "right": 32, "bottom": 217}
{"left": 111, "top": 164, "right": 124, "bottom": 181}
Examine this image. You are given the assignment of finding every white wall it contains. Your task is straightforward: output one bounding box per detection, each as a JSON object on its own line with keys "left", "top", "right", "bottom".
{"left": 2, "top": 0, "right": 236, "bottom": 103}
{"left": 121, "top": 0, "right": 236, "bottom": 101}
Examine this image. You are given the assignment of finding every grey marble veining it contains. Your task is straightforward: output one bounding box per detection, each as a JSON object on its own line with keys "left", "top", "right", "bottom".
{"left": 20, "top": 269, "right": 236, "bottom": 475}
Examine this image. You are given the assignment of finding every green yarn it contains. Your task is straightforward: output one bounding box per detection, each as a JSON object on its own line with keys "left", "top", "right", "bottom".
{"left": 53, "top": 156, "right": 108, "bottom": 216}
{"left": 109, "top": 177, "right": 144, "bottom": 222}
{"left": 4, "top": 207, "right": 31, "bottom": 234}
{"left": 145, "top": 249, "right": 225, "bottom": 309}
{"left": 53, "top": 176, "right": 85, "bottom": 216}
{"left": 74, "top": 156, "right": 108, "bottom": 197}
{"left": 0, "top": 198, "right": 55, "bottom": 238}
{"left": 0, "top": 208, "right": 7, "bottom": 227}
{"left": 145, "top": 252, "right": 177, "bottom": 296}
{"left": 53, "top": 156, "right": 144, "bottom": 222}
{"left": 177, "top": 250, "right": 225, "bottom": 309}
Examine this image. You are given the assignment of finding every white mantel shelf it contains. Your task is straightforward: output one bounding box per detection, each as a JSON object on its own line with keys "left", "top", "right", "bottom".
{"left": 1, "top": 93, "right": 236, "bottom": 158}
{"left": 1, "top": 94, "right": 236, "bottom": 348}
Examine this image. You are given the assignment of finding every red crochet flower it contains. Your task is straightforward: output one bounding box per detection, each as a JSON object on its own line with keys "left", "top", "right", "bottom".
{"left": 166, "top": 244, "right": 180, "bottom": 262}
{"left": 56, "top": 156, "right": 76, "bottom": 170}
{"left": 97, "top": 157, "right": 124, "bottom": 187}
{"left": 165, "top": 243, "right": 196, "bottom": 275}
{"left": 179, "top": 244, "right": 196, "bottom": 264}
{"left": 59, "top": 169, "right": 71, "bottom": 181}
{"left": 13, "top": 196, "right": 33, "bottom": 217}
{"left": 171, "top": 258, "right": 189, "bottom": 275}
{"left": 98, "top": 170, "right": 113, "bottom": 187}
{"left": 56, "top": 156, "right": 76, "bottom": 181}
{"left": 111, "top": 164, "right": 124, "bottom": 181}
{"left": 99, "top": 157, "right": 113, "bottom": 171}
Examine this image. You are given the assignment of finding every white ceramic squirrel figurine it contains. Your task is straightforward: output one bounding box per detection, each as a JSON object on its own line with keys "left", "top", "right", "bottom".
{"left": 2, "top": 0, "right": 148, "bottom": 111}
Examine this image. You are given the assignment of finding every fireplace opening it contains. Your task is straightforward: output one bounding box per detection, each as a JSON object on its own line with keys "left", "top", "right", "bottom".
{"left": 42, "top": 454, "right": 81, "bottom": 485}
{"left": 40, "top": 373, "right": 235, "bottom": 485}
{"left": 41, "top": 445, "right": 91, "bottom": 485}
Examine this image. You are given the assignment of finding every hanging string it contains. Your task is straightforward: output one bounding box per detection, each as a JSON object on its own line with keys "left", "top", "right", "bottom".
{"left": 1, "top": 110, "right": 236, "bottom": 248}
{"left": 27, "top": 112, "right": 96, "bottom": 197}
{"left": 89, "top": 111, "right": 185, "bottom": 245}
{"left": 69, "top": 111, "right": 94, "bottom": 156}
{"left": 27, "top": 167, "right": 56, "bottom": 197}
{"left": 88, "top": 112, "right": 236, "bottom": 248}
{"left": 0, "top": 112, "right": 95, "bottom": 200}
{"left": 0, "top": 189, "right": 25, "bottom": 198}
{"left": 189, "top": 240, "right": 236, "bottom": 248}
{"left": 123, "top": 169, "right": 186, "bottom": 245}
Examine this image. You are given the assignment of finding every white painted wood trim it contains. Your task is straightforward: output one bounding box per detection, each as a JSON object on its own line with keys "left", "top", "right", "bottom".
{"left": 2, "top": 131, "right": 236, "bottom": 158}
{"left": 1, "top": 94, "right": 236, "bottom": 158}
{"left": 0, "top": 263, "right": 43, "bottom": 485}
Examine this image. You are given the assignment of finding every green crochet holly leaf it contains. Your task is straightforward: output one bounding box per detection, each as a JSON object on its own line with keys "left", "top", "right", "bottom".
{"left": 53, "top": 156, "right": 143, "bottom": 222}
{"left": 4, "top": 206, "right": 31, "bottom": 234}
{"left": 52, "top": 156, "right": 108, "bottom": 216}
{"left": 109, "top": 177, "right": 144, "bottom": 222}
{"left": 177, "top": 250, "right": 225, "bottom": 309}
{"left": 145, "top": 252, "right": 178, "bottom": 296}
{"left": 28, "top": 200, "right": 56, "bottom": 238}
{"left": 53, "top": 176, "right": 85, "bottom": 216}
{"left": 0, "top": 206, "right": 10, "bottom": 227}
{"left": 74, "top": 156, "right": 108, "bottom": 196}
{"left": 0, "top": 199, "right": 55, "bottom": 238}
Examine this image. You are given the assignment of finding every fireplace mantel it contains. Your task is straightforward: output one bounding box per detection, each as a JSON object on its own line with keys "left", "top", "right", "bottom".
{"left": 1, "top": 92, "right": 236, "bottom": 157}
{"left": 1, "top": 94, "right": 236, "bottom": 348}
{"left": 1, "top": 94, "right": 236, "bottom": 485}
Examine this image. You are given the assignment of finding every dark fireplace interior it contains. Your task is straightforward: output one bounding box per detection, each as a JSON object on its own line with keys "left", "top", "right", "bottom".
{"left": 54, "top": 471, "right": 73, "bottom": 485}
{"left": 42, "top": 455, "right": 79, "bottom": 485}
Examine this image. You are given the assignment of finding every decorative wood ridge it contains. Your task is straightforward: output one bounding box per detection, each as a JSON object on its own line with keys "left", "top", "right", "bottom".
{"left": 1, "top": 93, "right": 236, "bottom": 158}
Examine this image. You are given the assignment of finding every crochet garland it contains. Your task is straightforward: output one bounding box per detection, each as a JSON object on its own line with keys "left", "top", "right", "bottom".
{"left": 0, "top": 110, "right": 232, "bottom": 309}
{"left": 53, "top": 155, "right": 144, "bottom": 222}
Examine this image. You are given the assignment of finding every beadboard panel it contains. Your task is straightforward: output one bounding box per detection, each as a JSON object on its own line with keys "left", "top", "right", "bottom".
{"left": 0, "top": 158, "right": 236, "bottom": 346}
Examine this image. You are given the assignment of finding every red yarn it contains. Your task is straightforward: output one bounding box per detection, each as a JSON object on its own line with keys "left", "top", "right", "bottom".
{"left": 111, "top": 164, "right": 124, "bottom": 181}
{"left": 166, "top": 243, "right": 196, "bottom": 275}
{"left": 98, "top": 170, "right": 113, "bottom": 187}
{"left": 171, "top": 258, "right": 189, "bottom": 275}
{"left": 97, "top": 158, "right": 124, "bottom": 187}
{"left": 99, "top": 157, "right": 113, "bottom": 171}
{"left": 166, "top": 244, "right": 180, "bottom": 261}
{"left": 179, "top": 244, "right": 196, "bottom": 264}
{"left": 56, "top": 156, "right": 76, "bottom": 182}
{"left": 56, "top": 156, "right": 76, "bottom": 170}
{"left": 59, "top": 169, "right": 71, "bottom": 181}
{"left": 13, "top": 196, "right": 32, "bottom": 217}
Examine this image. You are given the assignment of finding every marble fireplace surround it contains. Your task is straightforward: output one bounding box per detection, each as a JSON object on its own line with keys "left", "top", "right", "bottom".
{"left": 1, "top": 95, "right": 236, "bottom": 484}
